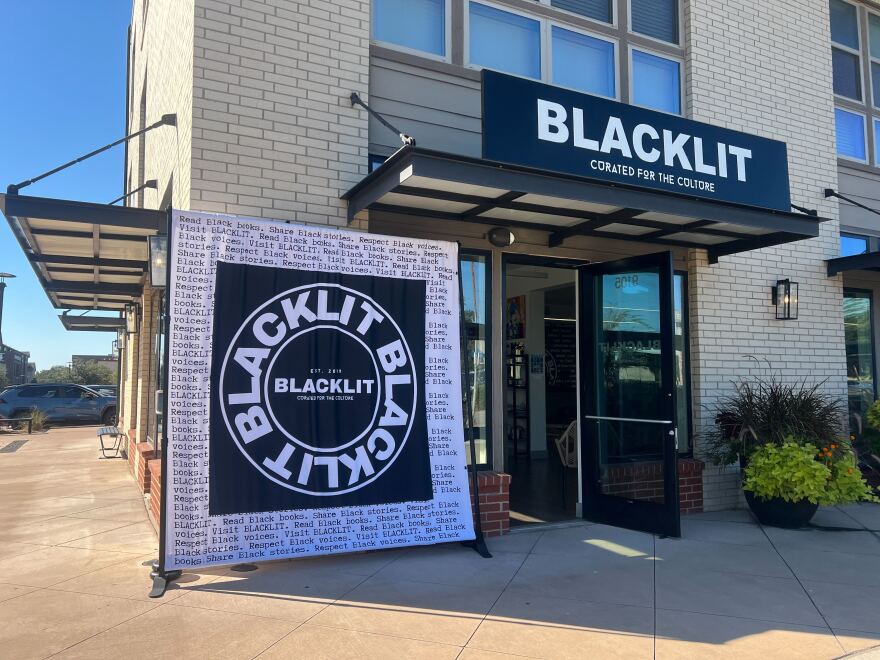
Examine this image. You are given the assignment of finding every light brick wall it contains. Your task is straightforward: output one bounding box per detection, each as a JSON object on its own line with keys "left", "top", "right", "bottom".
{"left": 189, "top": 0, "right": 370, "bottom": 224}
{"left": 685, "top": 0, "right": 846, "bottom": 509}
{"left": 128, "top": 0, "right": 194, "bottom": 209}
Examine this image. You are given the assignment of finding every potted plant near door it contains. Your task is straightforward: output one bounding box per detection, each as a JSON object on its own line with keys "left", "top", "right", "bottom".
{"left": 742, "top": 439, "right": 877, "bottom": 527}
{"left": 702, "top": 369, "right": 877, "bottom": 527}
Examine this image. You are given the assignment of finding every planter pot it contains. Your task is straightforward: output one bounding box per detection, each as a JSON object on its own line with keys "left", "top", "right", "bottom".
{"left": 744, "top": 490, "right": 818, "bottom": 528}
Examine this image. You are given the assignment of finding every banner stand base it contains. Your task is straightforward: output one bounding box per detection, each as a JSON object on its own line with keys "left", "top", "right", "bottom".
{"left": 231, "top": 563, "right": 259, "bottom": 572}
{"left": 461, "top": 536, "right": 492, "bottom": 559}
{"left": 148, "top": 560, "right": 182, "bottom": 599}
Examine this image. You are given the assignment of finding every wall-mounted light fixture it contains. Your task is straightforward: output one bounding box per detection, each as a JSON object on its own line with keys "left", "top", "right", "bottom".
{"left": 772, "top": 279, "right": 798, "bottom": 320}
{"left": 148, "top": 235, "right": 168, "bottom": 288}
{"left": 487, "top": 227, "right": 515, "bottom": 247}
{"left": 125, "top": 302, "right": 141, "bottom": 335}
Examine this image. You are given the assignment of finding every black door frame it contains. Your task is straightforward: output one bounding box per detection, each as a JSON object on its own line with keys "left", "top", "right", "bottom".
{"left": 578, "top": 251, "right": 681, "bottom": 537}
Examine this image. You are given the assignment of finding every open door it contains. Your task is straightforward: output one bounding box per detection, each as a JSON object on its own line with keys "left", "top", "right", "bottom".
{"left": 578, "top": 251, "right": 680, "bottom": 537}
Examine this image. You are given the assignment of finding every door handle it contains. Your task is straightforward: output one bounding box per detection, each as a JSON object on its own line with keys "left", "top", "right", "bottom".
{"left": 583, "top": 415, "right": 673, "bottom": 425}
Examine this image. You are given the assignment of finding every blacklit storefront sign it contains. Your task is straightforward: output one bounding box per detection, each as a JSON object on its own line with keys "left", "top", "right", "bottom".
{"left": 482, "top": 71, "right": 791, "bottom": 212}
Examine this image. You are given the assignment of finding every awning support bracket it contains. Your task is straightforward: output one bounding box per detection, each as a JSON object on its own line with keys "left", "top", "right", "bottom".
{"left": 350, "top": 92, "right": 415, "bottom": 147}
{"left": 6, "top": 115, "right": 176, "bottom": 196}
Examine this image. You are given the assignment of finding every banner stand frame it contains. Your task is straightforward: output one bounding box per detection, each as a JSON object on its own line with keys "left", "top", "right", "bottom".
{"left": 457, "top": 246, "right": 492, "bottom": 559}
{"left": 149, "top": 224, "right": 489, "bottom": 597}
{"left": 149, "top": 207, "right": 181, "bottom": 598}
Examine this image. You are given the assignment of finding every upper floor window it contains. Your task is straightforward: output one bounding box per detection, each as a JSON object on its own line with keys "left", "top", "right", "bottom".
{"left": 831, "top": 0, "right": 861, "bottom": 101}
{"left": 551, "top": 25, "right": 616, "bottom": 97}
{"left": 836, "top": 107, "right": 867, "bottom": 161}
{"left": 469, "top": 3, "right": 542, "bottom": 79}
{"left": 631, "top": 48, "right": 681, "bottom": 114}
{"left": 551, "top": 0, "right": 612, "bottom": 24}
{"left": 373, "top": 0, "right": 447, "bottom": 58}
{"left": 630, "top": 0, "right": 679, "bottom": 44}
{"left": 841, "top": 233, "right": 870, "bottom": 256}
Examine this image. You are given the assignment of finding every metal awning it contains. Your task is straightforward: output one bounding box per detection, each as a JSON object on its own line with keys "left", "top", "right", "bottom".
{"left": 343, "top": 147, "right": 827, "bottom": 262}
{"left": 59, "top": 313, "right": 125, "bottom": 332}
{"left": 0, "top": 194, "right": 164, "bottom": 311}
{"left": 827, "top": 251, "right": 880, "bottom": 276}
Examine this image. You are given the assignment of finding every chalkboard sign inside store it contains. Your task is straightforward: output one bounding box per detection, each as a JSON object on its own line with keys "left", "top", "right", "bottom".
{"left": 481, "top": 70, "right": 791, "bottom": 212}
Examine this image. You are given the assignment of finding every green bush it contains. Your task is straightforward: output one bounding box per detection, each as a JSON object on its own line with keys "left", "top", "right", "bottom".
{"left": 743, "top": 441, "right": 830, "bottom": 504}
{"left": 744, "top": 438, "right": 879, "bottom": 505}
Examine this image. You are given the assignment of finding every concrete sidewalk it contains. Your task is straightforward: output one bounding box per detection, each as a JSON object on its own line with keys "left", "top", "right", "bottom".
{"left": 1, "top": 426, "right": 880, "bottom": 659}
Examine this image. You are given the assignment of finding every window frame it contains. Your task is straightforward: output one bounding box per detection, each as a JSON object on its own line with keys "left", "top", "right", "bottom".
{"left": 547, "top": 19, "right": 620, "bottom": 100}
{"left": 460, "top": 248, "right": 493, "bottom": 470}
{"left": 627, "top": 43, "right": 684, "bottom": 116}
{"left": 868, "top": 8, "right": 880, "bottom": 107}
{"left": 673, "top": 269, "right": 693, "bottom": 456}
{"left": 370, "top": 0, "right": 453, "bottom": 63}
{"left": 835, "top": 106, "right": 869, "bottom": 163}
{"left": 627, "top": 0, "right": 682, "bottom": 47}
{"left": 465, "top": 0, "right": 545, "bottom": 80}
{"left": 843, "top": 287, "right": 878, "bottom": 431}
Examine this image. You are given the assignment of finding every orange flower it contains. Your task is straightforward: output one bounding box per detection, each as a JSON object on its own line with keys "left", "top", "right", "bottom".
{"left": 831, "top": 444, "right": 838, "bottom": 449}
{"left": 822, "top": 447, "right": 828, "bottom": 452}
{"left": 848, "top": 468, "right": 854, "bottom": 475}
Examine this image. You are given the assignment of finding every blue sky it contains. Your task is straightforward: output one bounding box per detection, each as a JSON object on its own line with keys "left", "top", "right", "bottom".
{"left": 0, "top": 2, "right": 132, "bottom": 370}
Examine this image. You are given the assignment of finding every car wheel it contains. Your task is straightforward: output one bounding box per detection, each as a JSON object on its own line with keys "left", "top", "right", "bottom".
{"left": 102, "top": 408, "right": 118, "bottom": 426}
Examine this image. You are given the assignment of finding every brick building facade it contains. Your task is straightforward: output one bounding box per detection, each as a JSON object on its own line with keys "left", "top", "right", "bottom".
{"left": 112, "top": 0, "right": 874, "bottom": 533}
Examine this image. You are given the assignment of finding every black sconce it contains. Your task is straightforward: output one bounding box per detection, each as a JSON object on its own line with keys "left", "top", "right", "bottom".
{"left": 772, "top": 279, "right": 798, "bottom": 320}
{"left": 125, "top": 302, "right": 141, "bottom": 335}
{"left": 487, "top": 227, "right": 515, "bottom": 247}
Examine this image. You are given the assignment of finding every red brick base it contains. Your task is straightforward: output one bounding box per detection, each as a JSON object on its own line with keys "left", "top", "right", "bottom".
{"left": 603, "top": 458, "right": 704, "bottom": 514}
{"left": 148, "top": 459, "right": 162, "bottom": 528}
{"left": 133, "top": 442, "right": 155, "bottom": 494}
{"left": 470, "top": 470, "right": 512, "bottom": 537}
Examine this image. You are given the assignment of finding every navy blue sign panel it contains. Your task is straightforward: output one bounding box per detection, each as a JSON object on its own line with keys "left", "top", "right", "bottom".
{"left": 481, "top": 70, "right": 791, "bottom": 212}
{"left": 209, "top": 262, "right": 432, "bottom": 516}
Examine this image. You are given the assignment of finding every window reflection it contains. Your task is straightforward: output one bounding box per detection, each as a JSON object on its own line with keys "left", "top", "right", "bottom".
{"left": 844, "top": 290, "right": 876, "bottom": 436}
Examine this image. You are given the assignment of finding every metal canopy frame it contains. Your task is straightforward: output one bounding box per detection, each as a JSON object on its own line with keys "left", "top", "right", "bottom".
{"left": 827, "top": 250, "right": 880, "bottom": 276}
{"left": 343, "top": 147, "right": 825, "bottom": 262}
{"left": 0, "top": 193, "right": 165, "bottom": 312}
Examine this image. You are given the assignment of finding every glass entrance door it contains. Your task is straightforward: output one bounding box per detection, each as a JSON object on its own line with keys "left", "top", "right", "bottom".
{"left": 578, "top": 251, "right": 680, "bottom": 537}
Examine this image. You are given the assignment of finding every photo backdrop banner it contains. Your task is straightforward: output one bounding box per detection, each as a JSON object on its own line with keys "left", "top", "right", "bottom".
{"left": 164, "top": 210, "right": 475, "bottom": 571}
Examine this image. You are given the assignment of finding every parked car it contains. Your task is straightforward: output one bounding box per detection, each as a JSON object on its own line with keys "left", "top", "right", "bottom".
{"left": 0, "top": 384, "right": 117, "bottom": 426}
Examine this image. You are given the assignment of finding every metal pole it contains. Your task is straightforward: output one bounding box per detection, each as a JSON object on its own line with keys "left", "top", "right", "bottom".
{"left": 0, "top": 282, "right": 5, "bottom": 347}
{"left": 457, "top": 247, "right": 492, "bottom": 559}
{"left": 149, "top": 207, "right": 180, "bottom": 597}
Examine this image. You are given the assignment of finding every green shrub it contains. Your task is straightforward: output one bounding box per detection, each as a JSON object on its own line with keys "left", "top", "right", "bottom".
{"left": 744, "top": 438, "right": 879, "bottom": 505}
{"left": 29, "top": 408, "right": 46, "bottom": 432}
{"left": 743, "top": 441, "right": 830, "bottom": 504}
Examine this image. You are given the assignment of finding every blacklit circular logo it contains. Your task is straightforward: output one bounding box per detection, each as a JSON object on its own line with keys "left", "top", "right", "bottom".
{"left": 218, "top": 283, "right": 418, "bottom": 496}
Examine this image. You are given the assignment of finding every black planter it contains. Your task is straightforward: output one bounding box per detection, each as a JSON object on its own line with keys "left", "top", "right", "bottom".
{"left": 744, "top": 490, "right": 818, "bottom": 528}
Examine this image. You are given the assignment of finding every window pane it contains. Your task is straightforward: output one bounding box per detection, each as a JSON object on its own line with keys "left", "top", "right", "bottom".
{"left": 871, "top": 13, "right": 880, "bottom": 58}
{"left": 841, "top": 234, "right": 869, "bottom": 256}
{"left": 833, "top": 48, "right": 862, "bottom": 100}
{"left": 631, "top": 0, "right": 678, "bottom": 44}
{"left": 835, "top": 107, "right": 866, "bottom": 159}
{"left": 876, "top": 118, "right": 880, "bottom": 164}
{"left": 469, "top": 3, "right": 541, "bottom": 79}
{"left": 461, "top": 254, "right": 490, "bottom": 466}
{"left": 673, "top": 274, "right": 691, "bottom": 453}
{"left": 831, "top": 0, "right": 859, "bottom": 49}
{"left": 631, "top": 49, "right": 680, "bottom": 114}
{"left": 551, "top": 26, "right": 615, "bottom": 97}
{"left": 873, "top": 62, "right": 880, "bottom": 107}
{"left": 551, "top": 0, "right": 611, "bottom": 23}
{"left": 374, "top": 0, "right": 445, "bottom": 56}
{"left": 844, "top": 291, "right": 875, "bottom": 437}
